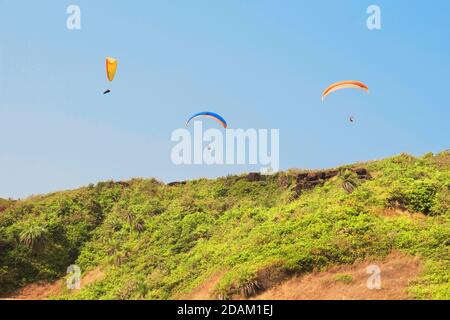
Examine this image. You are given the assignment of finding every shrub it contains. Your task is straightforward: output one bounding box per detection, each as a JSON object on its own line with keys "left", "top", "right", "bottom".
{"left": 387, "top": 180, "right": 438, "bottom": 214}
{"left": 430, "top": 187, "right": 450, "bottom": 216}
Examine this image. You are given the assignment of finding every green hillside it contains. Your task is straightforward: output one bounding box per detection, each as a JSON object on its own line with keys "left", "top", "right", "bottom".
{"left": 0, "top": 152, "right": 449, "bottom": 300}
{"left": 0, "top": 198, "right": 14, "bottom": 212}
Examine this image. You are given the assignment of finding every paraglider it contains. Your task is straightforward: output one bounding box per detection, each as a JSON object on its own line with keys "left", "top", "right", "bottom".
{"left": 186, "top": 112, "right": 228, "bottom": 128}
{"left": 322, "top": 81, "right": 369, "bottom": 123}
{"left": 321, "top": 80, "right": 369, "bottom": 101}
{"left": 104, "top": 57, "right": 118, "bottom": 95}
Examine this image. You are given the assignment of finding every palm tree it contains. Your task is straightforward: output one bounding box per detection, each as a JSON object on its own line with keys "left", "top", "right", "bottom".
{"left": 20, "top": 225, "right": 48, "bottom": 252}
{"left": 340, "top": 169, "right": 358, "bottom": 194}
{"left": 133, "top": 220, "right": 145, "bottom": 233}
{"left": 342, "top": 180, "right": 356, "bottom": 194}
{"left": 120, "top": 210, "right": 134, "bottom": 226}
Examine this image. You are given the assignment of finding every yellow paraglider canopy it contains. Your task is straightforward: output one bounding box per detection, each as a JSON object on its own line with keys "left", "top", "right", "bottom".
{"left": 106, "top": 57, "right": 118, "bottom": 82}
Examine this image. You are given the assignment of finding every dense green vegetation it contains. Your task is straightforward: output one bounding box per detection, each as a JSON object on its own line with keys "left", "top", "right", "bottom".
{"left": 0, "top": 151, "right": 449, "bottom": 300}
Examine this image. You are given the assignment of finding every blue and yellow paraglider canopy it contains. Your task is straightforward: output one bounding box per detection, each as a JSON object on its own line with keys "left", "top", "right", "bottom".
{"left": 186, "top": 112, "right": 228, "bottom": 128}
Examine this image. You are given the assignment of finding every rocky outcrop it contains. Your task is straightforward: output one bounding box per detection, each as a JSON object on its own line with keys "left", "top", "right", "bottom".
{"left": 245, "top": 172, "right": 264, "bottom": 182}
{"left": 241, "top": 168, "right": 371, "bottom": 195}
{"left": 352, "top": 168, "right": 371, "bottom": 180}
{"left": 294, "top": 168, "right": 371, "bottom": 196}
{"left": 168, "top": 181, "right": 187, "bottom": 187}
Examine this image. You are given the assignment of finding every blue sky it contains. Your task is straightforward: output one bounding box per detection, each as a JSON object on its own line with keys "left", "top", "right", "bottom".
{"left": 1, "top": 0, "right": 449, "bottom": 198}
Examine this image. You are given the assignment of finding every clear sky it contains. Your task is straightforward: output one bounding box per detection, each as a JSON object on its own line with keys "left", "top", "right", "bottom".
{"left": 1, "top": 0, "right": 449, "bottom": 198}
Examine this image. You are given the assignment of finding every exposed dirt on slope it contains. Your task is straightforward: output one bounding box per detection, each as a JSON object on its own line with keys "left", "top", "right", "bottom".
{"left": 4, "top": 253, "right": 422, "bottom": 300}
{"left": 182, "top": 272, "right": 225, "bottom": 300}
{"left": 5, "top": 281, "right": 63, "bottom": 300}
{"left": 4, "top": 268, "right": 105, "bottom": 300}
{"left": 377, "top": 209, "right": 427, "bottom": 221}
{"left": 180, "top": 252, "right": 422, "bottom": 301}
{"left": 252, "top": 252, "right": 422, "bottom": 300}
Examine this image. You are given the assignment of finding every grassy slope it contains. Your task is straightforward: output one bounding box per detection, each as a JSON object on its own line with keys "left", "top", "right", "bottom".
{"left": 0, "top": 151, "right": 449, "bottom": 300}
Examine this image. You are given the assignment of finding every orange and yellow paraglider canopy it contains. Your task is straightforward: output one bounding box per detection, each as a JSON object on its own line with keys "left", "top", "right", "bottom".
{"left": 321, "top": 80, "right": 369, "bottom": 101}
